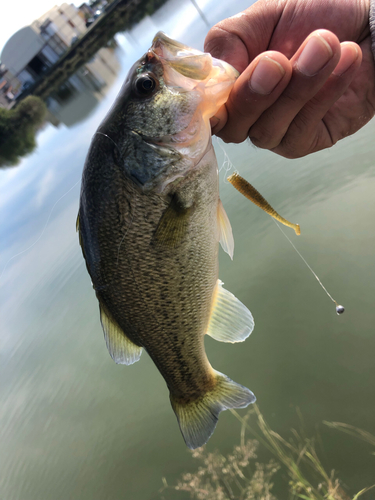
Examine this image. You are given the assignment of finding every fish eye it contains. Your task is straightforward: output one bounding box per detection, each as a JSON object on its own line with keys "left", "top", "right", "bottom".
{"left": 135, "top": 74, "right": 157, "bottom": 96}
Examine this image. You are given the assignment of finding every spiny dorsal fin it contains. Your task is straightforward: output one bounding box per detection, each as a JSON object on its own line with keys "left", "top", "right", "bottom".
{"left": 206, "top": 280, "right": 254, "bottom": 343}
{"left": 100, "top": 306, "right": 142, "bottom": 365}
{"left": 153, "top": 194, "right": 193, "bottom": 248}
{"left": 217, "top": 200, "right": 234, "bottom": 259}
{"left": 170, "top": 370, "right": 255, "bottom": 449}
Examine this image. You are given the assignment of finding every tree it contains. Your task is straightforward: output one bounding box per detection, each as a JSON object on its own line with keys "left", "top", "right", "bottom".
{"left": 0, "top": 96, "right": 47, "bottom": 168}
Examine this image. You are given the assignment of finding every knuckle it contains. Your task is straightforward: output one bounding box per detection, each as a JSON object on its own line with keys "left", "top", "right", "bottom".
{"left": 227, "top": 95, "right": 254, "bottom": 123}
{"left": 278, "top": 133, "right": 306, "bottom": 158}
{"left": 204, "top": 25, "right": 240, "bottom": 57}
{"left": 249, "top": 124, "right": 279, "bottom": 149}
{"left": 277, "top": 127, "right": 316, "bottom": 158}
{"left": 204, "top": 25, "right": 249, "bottom": 72}
{"left": 217, "top": 128, "right": 246, "bottom": 144}
{"left": 275, "top": 111, "right": 316, "bottom": 157}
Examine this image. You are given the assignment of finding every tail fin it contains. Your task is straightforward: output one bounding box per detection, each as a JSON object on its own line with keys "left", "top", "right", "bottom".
{"left": 170, "top": 371, "right": 255, "bottom": 449}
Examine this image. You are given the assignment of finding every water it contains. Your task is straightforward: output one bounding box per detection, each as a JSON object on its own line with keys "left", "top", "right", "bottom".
{"left": 1, "top": 1, "right": 375, "bottom": 498}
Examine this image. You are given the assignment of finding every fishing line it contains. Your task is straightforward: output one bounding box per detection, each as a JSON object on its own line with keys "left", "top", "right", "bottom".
{"left": 216, "top": 142, "right": 344, "bottom": 315}
{"left": 0, "top": 180, "right": 80, "bottom": 284}
{"left": 215, "top": 138, "right": 235, "bottom": 178}
{"left": 272, "top": 218, "right": 344, "bottom": 315}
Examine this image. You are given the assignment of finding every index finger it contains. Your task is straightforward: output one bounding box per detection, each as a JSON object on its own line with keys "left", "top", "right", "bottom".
{"left": 212, "top": 51, "right": 293, "bottom": 142}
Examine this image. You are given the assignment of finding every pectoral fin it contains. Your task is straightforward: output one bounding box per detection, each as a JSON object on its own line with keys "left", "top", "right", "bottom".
{"left": 206, "top": 280, "right": 254, "bottom": 343}
{"left": 153, "top": 194, "right": 193, "bottom": 248}
{"left": 217, "top": 200, "right": 234, "bottom": 259}
{"left": 100, "top": 306, "right": 142, "bottom": 365}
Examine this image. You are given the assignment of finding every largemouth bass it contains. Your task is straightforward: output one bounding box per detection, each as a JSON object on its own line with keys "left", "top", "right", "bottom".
{"left": 77, "top": 32, "right": 256, "bottom": 449}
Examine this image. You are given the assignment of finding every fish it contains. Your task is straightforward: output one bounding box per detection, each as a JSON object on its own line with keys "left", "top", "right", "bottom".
{"left": 77, "top": 32, "right": 256, "bottom": 449}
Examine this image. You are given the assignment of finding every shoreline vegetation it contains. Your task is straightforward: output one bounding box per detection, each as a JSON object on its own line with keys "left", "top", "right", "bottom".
{"left": 0, "top": 96, "right": 46, "bottom": 167}
{"left": 160, "top": 406, "right": 375, "bottom": 500}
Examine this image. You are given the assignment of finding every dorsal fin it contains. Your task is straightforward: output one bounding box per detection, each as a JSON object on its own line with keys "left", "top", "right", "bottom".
{"left": 206, "top": 280, "right": 254, "bottom": 343}
{"left": 100, "top": 306, "right": 142, "bottom": 365}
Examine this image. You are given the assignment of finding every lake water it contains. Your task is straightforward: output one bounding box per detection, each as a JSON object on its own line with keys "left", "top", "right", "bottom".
{"left": 1, "top": 0, "right": 375, "bottom": 498}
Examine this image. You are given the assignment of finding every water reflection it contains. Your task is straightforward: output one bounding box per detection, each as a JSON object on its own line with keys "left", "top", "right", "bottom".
{"left": 47, "top": 44, "right": 121, "bottom": 127}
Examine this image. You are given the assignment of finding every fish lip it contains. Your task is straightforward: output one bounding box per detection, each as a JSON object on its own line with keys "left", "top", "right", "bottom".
{"left": 151, "top": 31, "right": 192, "bottom": 56}
{"left": 150, "top": 31, "right": 213, "bottom": 81}
{"left": 149, "top": 32, "right": 239, "bottom": 84}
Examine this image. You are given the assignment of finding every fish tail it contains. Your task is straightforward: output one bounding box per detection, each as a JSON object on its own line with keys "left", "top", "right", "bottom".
{"left": 170, "top": 371, "right": 255, "bottom": 449}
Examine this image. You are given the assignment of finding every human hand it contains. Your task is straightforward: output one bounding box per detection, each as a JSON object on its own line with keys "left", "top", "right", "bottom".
{"left": 204, "top": 0, "right": 374, "bottom": 158}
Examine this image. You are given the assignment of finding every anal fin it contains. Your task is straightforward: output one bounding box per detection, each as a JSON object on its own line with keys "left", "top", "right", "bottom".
{"left": 207, "top": 280, "right": 254, "bottom": 343}
{"left": 100, "top": 306, "right": 142, "bottom": 365}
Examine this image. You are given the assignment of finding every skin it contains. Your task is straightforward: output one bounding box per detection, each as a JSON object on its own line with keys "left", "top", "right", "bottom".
{"left": 204, "top": 0, "right": 375, "bottom": 158}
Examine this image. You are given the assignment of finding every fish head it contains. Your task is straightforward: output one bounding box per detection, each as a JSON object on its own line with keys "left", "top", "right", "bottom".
{"left": 98, "top": 32, "right": 238, "bottom": 192}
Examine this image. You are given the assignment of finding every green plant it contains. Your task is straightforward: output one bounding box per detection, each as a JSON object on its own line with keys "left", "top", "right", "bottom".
{"left": 0, "top": 96, "right": 46, "bottom": 167}
{"left": 161, "top": 437, "right": 279, "bottom": 500}
{"left": 161, "top": 406, "right": 375, "bottom": 500}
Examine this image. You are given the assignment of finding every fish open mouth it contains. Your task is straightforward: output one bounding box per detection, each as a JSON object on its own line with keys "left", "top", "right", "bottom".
{"left": 150, "top": 32, "right": 239, "bottom": 83}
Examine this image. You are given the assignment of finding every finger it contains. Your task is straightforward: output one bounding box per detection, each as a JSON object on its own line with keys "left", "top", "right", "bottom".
{"left": 212, "top": 51, "right": 293, "bottom": 142}
{"left": 273, "top": 42, "right": 362, "bottom": 157}
{"left": 210, "top": 105, "right": 227, "bottom": 135}
{"left": 204, "top": 1, "right": 284, "bottom": 71}
{"left": 204, "top": 25, "right": 250, "bottom": 73}
{"left": 249, "top": 30, "right": 342, "bottom": 150}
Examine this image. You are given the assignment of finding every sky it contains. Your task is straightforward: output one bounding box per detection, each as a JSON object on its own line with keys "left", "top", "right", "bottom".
{"left": 0, "top": 1, "right": 81, "bottom": 56}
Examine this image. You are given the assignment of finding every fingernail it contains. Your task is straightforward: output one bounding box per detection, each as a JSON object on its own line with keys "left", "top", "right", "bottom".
{"left": 249, "top": 56, "right": 285, "bottom": 95}
{"left": 297, "top": 34, "right": 333, "bottom": 76}
{"left": 333, "top": 44, "right": 359, "bottom": 76}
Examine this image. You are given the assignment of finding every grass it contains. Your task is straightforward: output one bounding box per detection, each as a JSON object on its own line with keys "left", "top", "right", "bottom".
{"left": 160, "top": 406, "right": 375, "bottom": 500}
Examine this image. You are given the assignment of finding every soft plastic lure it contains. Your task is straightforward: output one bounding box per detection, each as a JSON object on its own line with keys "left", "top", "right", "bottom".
{"left": 227, "top": 171, "right": 344, "bottom": 315}
{"left": 227, "top": 172, "right": 301, "bottom": 236}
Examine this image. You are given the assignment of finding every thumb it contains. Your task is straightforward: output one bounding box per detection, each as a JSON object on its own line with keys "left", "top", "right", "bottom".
{"left": 204, "top": 1, "right": 283, "bottom": 73}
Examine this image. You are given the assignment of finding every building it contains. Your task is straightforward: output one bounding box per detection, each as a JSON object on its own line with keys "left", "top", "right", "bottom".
{"left": 0, "top": 3, "right": 88, "bottom": 99}
{"left": 0, "top": 2, "right": 121, "bottom": 126}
